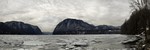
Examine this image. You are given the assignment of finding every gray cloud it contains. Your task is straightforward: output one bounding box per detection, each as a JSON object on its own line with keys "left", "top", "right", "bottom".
{"left": 0, "top": 0, "right": 131, "bottom": 32}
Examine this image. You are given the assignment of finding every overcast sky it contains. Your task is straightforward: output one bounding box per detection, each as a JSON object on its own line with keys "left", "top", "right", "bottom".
{"left": 0, "top": 0, "right": 131, "bottom": 32}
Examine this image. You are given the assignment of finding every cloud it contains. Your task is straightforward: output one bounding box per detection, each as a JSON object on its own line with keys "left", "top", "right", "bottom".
{"left": 0, "top": 0, "right": 131, "bottom": 32}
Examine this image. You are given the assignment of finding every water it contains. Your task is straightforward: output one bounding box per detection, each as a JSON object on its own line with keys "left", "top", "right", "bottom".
{"left": 0, "top": 34, "right": 136, "bottom": 50}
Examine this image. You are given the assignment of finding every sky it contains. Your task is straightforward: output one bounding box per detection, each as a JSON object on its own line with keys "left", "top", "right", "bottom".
{"left": 0, "top": 0, "right": 131, "bottom": 32}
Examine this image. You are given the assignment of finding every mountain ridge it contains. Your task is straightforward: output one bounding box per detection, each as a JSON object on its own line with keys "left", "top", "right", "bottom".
{"left": 53, "top": 18, "right": 120, "bottom": 35}
{"left": 0, "top": 21, "right": 43, "bottom": 35}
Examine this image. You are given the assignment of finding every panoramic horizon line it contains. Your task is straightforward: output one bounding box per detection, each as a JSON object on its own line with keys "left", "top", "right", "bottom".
{"left": 0, "top": 18, "right": 121, "bottom": 33}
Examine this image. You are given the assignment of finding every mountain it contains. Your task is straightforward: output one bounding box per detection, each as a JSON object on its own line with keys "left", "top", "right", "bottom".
{"left": 0, "top": 21, "right": 43, "bottom": 35}
{"left": 96, "top": 25, "right": 120, "bottom": 31}
{"left": 53, "top": 18, "right": 120, "bottom": 35}
{"left": 53, "top": 18, "right": 96, "bottom": 34}
{"left": 0, "top": 22, "right": 14, "bottom": 34}
{"left": 96, "top": 25, "right": 120, "bottom": 34}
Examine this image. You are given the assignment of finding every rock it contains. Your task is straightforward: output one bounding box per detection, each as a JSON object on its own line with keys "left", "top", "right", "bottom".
{"left": 65, "top": 48, "right": 70, "bottom": 50}
{"left": 91, "top": 40, "right": 102, "bottom": 43}
{"left": 66, "top": 45, "right": 75, "bottom": 49}
{"left": 122, "top": 36, "right": 141, "bottom": 44}
{"left": 56, "top": 43, "right": 67, "bottom": 46}
{"left": 72, "top": 42, "right": 88, "bottom": 47}
{"left": 74, "top": 47, "right": 82, "bottom": 50}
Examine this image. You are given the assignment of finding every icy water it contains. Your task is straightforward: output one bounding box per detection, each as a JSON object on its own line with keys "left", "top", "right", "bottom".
{"left": 0, "top": 34, "right": 136, "bottom": 50}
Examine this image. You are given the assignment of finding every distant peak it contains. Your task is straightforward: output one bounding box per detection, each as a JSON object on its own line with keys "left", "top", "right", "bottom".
{"left": 63, "top": 18, "right": 83, "bottom": 22}
{"left": 6, "top": 21, "right": 24, "bottom": 23}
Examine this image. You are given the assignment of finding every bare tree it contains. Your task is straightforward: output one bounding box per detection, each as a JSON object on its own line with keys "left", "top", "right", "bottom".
{"left": 121, "top": 0, "right": 150, "bottom": 49}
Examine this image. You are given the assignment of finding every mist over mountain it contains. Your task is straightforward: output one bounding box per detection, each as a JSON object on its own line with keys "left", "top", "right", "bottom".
{"left": 53, "top": 18, "right": 120, "bottom": 35}
{"left": 0, "top": 21, "right": 43, "bottom": 35}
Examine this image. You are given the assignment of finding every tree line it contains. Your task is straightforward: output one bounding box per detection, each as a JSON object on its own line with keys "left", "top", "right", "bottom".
{"left": 121, "top": 0, "right": 150, "bottom": 50}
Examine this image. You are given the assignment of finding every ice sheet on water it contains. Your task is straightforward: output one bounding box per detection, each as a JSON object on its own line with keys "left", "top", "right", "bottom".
{"left": 0, "top": 34, "right": 136, "bottom": 50}
{"left": 23, "top": 41, "right": 49, "bottom": 46}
